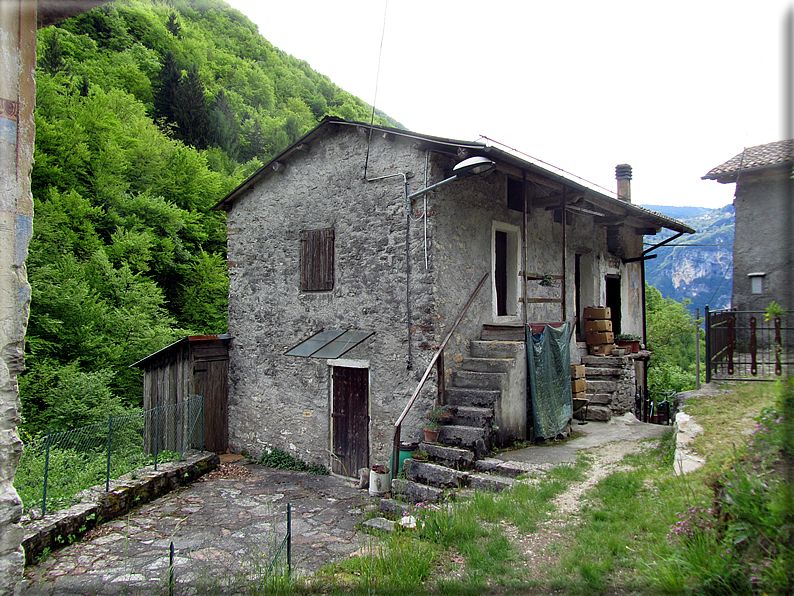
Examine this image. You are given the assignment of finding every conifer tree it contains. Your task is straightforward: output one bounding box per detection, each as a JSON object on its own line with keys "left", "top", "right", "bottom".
{"left": 174, "top": 65, "right": 210, "bottom": 149}
{"left": 153, "top": 51, "right": 180, "bottom": 126}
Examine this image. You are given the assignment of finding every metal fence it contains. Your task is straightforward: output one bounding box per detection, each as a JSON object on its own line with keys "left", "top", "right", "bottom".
{"left": 15, "top": 395, "right": 204, "bottom": 516}
{"left": 706, "top": 308, "right": 792, "bottom": 381}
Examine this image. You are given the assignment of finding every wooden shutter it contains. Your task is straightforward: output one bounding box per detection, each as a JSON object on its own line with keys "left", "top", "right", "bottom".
{"left": 301, "top": 228, "right": 334, "bottom": 291}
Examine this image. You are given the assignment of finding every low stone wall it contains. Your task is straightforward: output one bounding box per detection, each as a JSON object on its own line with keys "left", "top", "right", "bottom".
{"left": 21, "top": 451, "right": 219, "bottom": 565}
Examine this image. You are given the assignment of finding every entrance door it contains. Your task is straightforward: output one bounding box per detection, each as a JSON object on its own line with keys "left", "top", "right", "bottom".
{"left": 331, "top": 366, "right": 369, "bottom": 477}
{"left": 605, "top": 275, "right": 622, "bottom": 336}
{"left": 495, "top": 231, "right": 508, "bottom": 316}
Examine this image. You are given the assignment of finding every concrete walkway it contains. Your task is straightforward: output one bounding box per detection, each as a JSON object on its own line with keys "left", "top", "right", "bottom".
{"left": 496, "top": 414, "right": 669, "bottom": 466}
{"left": 21, "top": 459, "right": 377, "bottom": 595}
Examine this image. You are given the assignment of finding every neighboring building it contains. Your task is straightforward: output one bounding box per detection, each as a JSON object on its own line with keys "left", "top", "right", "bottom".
{"left": 1, "top": 1, "right": 109, "bottom": 592}
{"left": 703, "top": 140, "right": 794, "bottom": 312}
{"left": 214, "top": 117, "right": 693, "bottom": 476}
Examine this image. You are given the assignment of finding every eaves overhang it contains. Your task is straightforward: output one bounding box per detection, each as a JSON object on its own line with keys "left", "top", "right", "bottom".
{"left": 212, "top": 117, "right": 694, "bottom": 235}
{"left": 129, "top": 334, "right": 232, "bottom": 369}
{"left": 37, "top": 0, "right": 111, "bottom": 28}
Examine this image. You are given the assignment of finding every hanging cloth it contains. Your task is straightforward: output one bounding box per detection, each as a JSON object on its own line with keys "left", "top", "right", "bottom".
{"left": 526, "top": 323, "right": 573, "bottom": 440}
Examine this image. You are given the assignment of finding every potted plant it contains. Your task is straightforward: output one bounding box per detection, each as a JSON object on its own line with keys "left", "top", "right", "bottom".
{"left": 615, "top": 333, "right": 642, "bottom": 354}
{"left": 423, "top": 419, "right": 440, "bottom": 443}
{"left": 426, "top": 405, "right": 453, "bottom": 424}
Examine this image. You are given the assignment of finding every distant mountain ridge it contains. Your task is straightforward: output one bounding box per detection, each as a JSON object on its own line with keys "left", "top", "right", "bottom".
{"left": 640, "top": 203, "right": 734, "bottom": 315}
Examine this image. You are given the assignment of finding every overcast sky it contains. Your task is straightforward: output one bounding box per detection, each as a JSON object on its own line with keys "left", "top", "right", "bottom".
{"left": 225, "top": 0, "right": 791, "bottom": 209}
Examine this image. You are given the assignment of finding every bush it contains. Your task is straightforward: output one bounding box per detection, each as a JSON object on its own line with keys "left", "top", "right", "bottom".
{"left": 258, "top": 447, "right": 328, "bottom": 475}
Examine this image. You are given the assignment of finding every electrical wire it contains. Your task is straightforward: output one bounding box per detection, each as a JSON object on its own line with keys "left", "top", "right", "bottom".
{"left": 363, "top": 0, "right": 389, "bottom": 179}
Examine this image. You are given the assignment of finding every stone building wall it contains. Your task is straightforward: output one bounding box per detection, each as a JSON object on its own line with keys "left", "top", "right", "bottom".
{"left": 0, "top": 1, "right": 36, "bottom": 592}
{"left": 226, "top": 128, "right": 444, "bottom": 470}
{"left": 733, "top": 173, "right": 791, "bottom": 312}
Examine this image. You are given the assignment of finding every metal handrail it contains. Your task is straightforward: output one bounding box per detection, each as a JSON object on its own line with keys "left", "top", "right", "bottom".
{"left": 391, "top": 272, "right": 490, "bottom": 481}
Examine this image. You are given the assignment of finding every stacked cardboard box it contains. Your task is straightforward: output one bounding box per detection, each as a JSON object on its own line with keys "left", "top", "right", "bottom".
{"left": 583, "top": 307, "right": 616, "bottom": 356}
{"left": 571, "top": 364, "right": 586, "bottom": 399}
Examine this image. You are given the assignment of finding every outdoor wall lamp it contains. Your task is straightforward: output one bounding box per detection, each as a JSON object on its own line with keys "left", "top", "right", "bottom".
{"left": 407, "top": 155, "right": 495, "bottom": 200}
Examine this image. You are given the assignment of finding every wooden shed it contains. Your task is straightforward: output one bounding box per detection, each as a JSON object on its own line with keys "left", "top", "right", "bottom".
{"left": 130, "top": 334, "right": 231, "bottom": 453}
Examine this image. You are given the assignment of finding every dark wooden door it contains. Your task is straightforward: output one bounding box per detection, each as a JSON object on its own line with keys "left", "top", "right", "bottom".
{"left": 495, "top": 230, "right": 508, "bottom": 316}
{"left": 331, "top": 367, "right": 369, "bottom": 477}
{"left": 194, "top": 359, "right": 229, "bottom": 453}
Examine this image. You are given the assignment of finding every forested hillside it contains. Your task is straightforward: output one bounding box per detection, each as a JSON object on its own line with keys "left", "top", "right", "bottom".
{"left": 22, "top": 0, "right": 396, "bottom": 435}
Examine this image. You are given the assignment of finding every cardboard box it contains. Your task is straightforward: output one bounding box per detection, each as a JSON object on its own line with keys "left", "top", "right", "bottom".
{"left": 584, "top": 319, "right": 613, "bottom": 333}
{"left": 571, "top": 379, "right": 587, "bottom": 393}
{"left": 586, "top": 331, "right": 615, "bottom": 346}
{"left": 583, "top": 307, "right": 611, "bottom": 320}
{"left": 570, "top": 364, "right": 586, "bottom": 379}
{"left": 589, "top": 343, "right": 615, "bottom": 356}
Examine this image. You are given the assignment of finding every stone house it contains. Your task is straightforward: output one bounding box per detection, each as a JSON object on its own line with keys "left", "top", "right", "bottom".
{"left": 213, "top": 117, "right": 693, "bottom": 476}
{"left": 703, "top": 140, "right": 794, "bottom": 313}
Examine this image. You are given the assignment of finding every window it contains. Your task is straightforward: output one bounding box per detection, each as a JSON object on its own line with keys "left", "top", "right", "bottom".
{"left": 301, "top": 228, "right": 334, "bottom": 291}
{"left": 749, "top": 272, "right": 765, "bottom": 295}
{"left": 507, "top": 178, "right": 524, "bottom": 212}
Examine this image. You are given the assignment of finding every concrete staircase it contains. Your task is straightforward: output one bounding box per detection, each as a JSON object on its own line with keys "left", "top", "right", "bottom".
{"left": 580, "top": 354, "right": 638, "bottom": 421}
{"left": 388, "top": 325, "right": 527, "bottom": 504}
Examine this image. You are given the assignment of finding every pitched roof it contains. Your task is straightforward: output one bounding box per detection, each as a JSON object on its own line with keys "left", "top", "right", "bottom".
{"left": 213, "top": 117, "right": 694, "bottom": 234}
{"left": 702, "top": 139, "right": 794, "bottom": 183}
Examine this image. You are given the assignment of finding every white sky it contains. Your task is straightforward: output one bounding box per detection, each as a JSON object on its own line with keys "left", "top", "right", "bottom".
{"left": 225, "top": 0, "right": 792, "bottom": 209}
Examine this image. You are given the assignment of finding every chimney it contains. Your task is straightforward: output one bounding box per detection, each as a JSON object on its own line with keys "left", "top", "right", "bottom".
{"left": 615, "top": 164, "right": 632, "bottom": 202}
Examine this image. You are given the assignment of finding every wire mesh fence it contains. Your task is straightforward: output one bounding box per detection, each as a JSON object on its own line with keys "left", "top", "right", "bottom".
{"left": 15, "top": 395, "right": 204, "bottom": 517}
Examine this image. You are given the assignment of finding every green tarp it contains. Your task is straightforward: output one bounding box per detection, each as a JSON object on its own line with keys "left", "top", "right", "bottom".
{"left": 526, "top": 323, "right": 573, "bottom": 440}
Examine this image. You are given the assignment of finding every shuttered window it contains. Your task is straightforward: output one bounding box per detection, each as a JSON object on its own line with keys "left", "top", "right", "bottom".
{"left": 301, "top": 228, "right": 334, "bottom": 291}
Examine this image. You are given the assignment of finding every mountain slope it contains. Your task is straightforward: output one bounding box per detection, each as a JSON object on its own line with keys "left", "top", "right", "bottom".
{"left": 641, "top": 204, "right": 734, "bottom": 315}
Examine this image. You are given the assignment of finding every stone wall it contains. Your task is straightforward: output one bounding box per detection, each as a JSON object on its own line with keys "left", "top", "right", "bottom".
{"left": 226, "top": 128, "right": 442, "bottom": 470}
{"left": 21, "top": 452, "right": 218, "bottom": 565}
{"left": 0, "top": 2, "right": 36, "bottom": 593}
{"left": 733, "top": 173, "right": 792, "bottom": 312}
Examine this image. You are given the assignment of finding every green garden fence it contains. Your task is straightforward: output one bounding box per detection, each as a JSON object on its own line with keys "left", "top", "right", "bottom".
{"left": 15, "top": 395, "right": 204, "bottom": 517}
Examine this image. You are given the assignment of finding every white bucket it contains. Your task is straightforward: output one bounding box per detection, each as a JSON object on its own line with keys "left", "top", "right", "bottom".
{"left": 368, "top": 470, "right": 391, "bottom": 497}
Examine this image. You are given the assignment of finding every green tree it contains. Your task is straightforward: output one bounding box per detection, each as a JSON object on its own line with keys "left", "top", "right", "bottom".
{"left": 646, "top": 284, "right": 701, "bottom": 395}
{"left": 174, "top": 64, "right": 210, "bottom": 149}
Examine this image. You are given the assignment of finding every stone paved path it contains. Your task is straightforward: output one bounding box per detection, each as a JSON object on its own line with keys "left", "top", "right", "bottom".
{"left": 21, "top": 459, "right": 376, "bottom": 595}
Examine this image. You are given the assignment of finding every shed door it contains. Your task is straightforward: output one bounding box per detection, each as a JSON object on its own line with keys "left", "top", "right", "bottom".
{"left": 331, "top": 366, "right": 369, "bottom": 477}
{"left": 194, "top": 359, "right": 229, "bottom": 453}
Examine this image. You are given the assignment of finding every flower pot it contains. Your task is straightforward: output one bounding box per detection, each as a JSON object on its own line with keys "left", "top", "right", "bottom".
{"left": 617, "top": 340, "right": 640, "bottom": 353}
{"left": 423, "top": 428, "right": 440, "bottom": 443}
{"left": 369, "top": 468, "right": 391, "bottom": 497}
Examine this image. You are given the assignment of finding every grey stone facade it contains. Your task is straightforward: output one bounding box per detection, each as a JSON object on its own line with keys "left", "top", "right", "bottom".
{"left": 218, "top": 119, "right": 692, "bottom": 476}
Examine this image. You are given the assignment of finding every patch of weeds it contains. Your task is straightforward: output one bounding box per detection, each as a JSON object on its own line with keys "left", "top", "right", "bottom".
{"left": 258, "top": 447, "right": 329, "bottom": 475}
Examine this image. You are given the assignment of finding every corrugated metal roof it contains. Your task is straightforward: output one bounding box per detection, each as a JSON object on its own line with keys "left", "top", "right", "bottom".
{"left": 703, "top": 139, "right": 794, "bottom": 182}
{"left": 213, "top": 117, "right": 694, "bottom": 234}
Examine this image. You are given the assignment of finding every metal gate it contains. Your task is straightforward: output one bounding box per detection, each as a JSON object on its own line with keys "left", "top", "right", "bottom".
{"left": 706, "top": 307, "right": 792, "bottom": 381}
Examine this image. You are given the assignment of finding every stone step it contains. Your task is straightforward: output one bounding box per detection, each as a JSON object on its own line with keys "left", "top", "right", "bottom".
{"left": 470, "top": 340, "right": 525, "bottom": 359}
{"left": 583, "top": 366, "right": 627, "bottom": 378}
{"left": 451, "top": 405, "right": 494, "bottom": 428}
{"left": 584, "top": 404, "right": 612, "bottom": 421}
{"left": 451, "top": 370, "right": 503, "bottom": 391}
{"left": 460, "top": 357, "right": 515, "bottom": 374}
{"left": 444, "top": 387, "right": 500, "bottom": 408}
{"left": 474, "top": 458, "right": 541, "bottom": 479}
{"left": 403, "top": 459, "right": 468, "bottom": 489}
{"left": 419, "top": 442, "right": 475, "bottom": 470}
{"left": 438, "top": 425, "right": 491, "bottom": 457}
{"left": 481, "top": 325, "right": 525, "bottom": 341}
{"left": 468, "top": 472, "right": 515, "bottom": 492}
{"left": 587, "top": 393, "right": 611, "bottom": 406}
{"left": 582, "top": 355, "right": 632, "bottom": 367}
{"left": 585, "top": 379, "right": 617, "bottom": 393}
{"left": 390, "top": 479, "right": 445, "bottom": 504}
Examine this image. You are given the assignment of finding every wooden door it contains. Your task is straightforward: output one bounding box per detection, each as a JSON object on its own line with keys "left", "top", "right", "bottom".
{"left": 194, "top": 358, "right": 229, "bottom": 453}
{"left": 331, "top": 367, "right": 369, "bottom": 477}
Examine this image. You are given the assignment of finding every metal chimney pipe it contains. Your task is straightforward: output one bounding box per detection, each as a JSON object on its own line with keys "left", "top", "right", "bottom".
{"left": 615, "top": 164, "right": 632, "bottom": 202}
